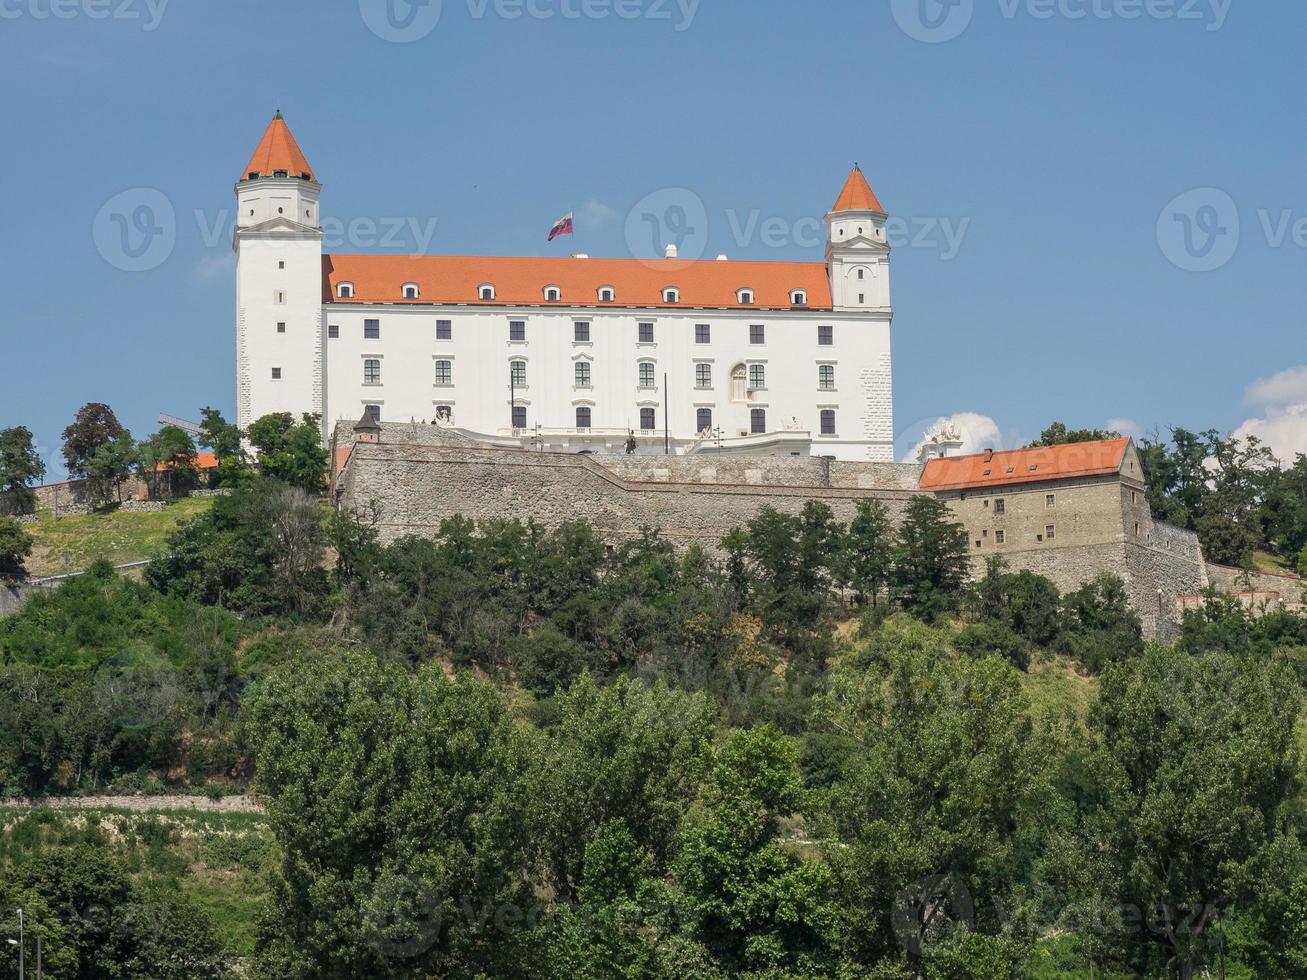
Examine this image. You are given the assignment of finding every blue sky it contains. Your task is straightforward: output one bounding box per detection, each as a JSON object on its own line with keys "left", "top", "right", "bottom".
{"left": 2, "top": 0, "right": 1305, "bottom": 476}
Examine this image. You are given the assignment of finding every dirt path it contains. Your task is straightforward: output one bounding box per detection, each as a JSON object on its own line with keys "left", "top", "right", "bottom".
{"left": 0, "top": 794, "right": 265, "bottom": 814}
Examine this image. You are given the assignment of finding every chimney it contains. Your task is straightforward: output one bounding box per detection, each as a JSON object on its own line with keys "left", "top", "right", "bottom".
{"left": 983, "top": 448, "right": 994, "bottom": 463}
{"left": 665, "top": 243, "right": 678, "bottom": 259}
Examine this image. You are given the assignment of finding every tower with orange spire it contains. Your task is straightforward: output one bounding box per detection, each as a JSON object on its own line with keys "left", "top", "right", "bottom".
{"left": 824, "top": 164, "right": 891, "bottom": 312}
{"left": 233, "top": 112, "right": 325, "bottom": 434}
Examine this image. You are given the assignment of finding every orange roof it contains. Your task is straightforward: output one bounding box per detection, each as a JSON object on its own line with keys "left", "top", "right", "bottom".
{"left": 919, "top": 439, "right": 1131, "bottom": 493}
{"left": 153, "top": 452, "right": 219, "bottom": 473}
{"left": 240, "top": 112, "right": 315, "bottom": 182}
{"left": 322, "top": 254, "right": 833, "bottom": 310}
{"left": 832, "top": 165, "right": 885, "bottom": 212}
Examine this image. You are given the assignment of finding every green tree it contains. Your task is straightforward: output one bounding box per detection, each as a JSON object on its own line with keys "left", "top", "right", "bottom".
{"left": 1028, "top": 421, "right": 1120, "bottom": 447}
{"left": 85, "top": 430, "right": 138, "bottom": 504}
{"left": 198, "top": 406, "right": 252, "bottom": 486}
{"left": 0, "top": 425, "right": 46, "bottom": 516}
{"left": 136, "top": 424, "right": 198, "bottom": 499}
{"left": 970, "top": 558, "right": 1061, "bottom": 647}
{"left": 247, "top": 412, "right": 328, "bottom": 491}
{"left": 890, "top": 496, "right": 970, "bottom": 620}
{"left": 674, "top": 725, "right": 836, "bottom": 974}
{"left": 61, "top": 402, "right": 125, "bottom": 478}
{"left": 1082, "top": 644, "right": 1302, "bottom": 979}
{"left": 844, "top": 498, "right": 894, "bottom": 608}
{"left": 247, "top": 654, "right": 533, "bottom": 979}
{"left": 1057, "top": 574, "right": 1143, "bottom": 673}
{"left": 0, "top": 515, "right": 34, "bottom": 576}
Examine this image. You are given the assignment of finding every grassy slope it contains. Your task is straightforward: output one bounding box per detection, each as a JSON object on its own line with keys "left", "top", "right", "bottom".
{"left": 23, "top": 497, "right": 214, "bottom": 577}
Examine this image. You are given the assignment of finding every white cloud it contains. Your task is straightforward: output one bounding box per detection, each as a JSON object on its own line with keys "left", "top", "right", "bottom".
{"left": 1246, "top": 365, "right": 1307, "bottom": 410}
{"left": 578, "top": 199, "right": 619, "bottom": 229}
{"left": 1106, "top": 417, "right": 1142, "bottom": 439}
{"left": 902, "top": 412, "right": 1003, "bottom": 463}
{"left": 196, "top": 253, "right": 235, "bottom": 281}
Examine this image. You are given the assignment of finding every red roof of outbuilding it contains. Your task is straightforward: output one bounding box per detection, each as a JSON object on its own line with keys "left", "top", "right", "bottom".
{"left": 919, "top": 439, "right": 1131, "bottom": 493}
{"left": 322, "top": 254, "right": 834, "bottom": 310}
{"left": 240, "top": 112, "right": 315, "bottom": 182}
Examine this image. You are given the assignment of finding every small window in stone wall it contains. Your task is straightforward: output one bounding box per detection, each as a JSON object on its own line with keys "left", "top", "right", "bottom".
{"left": 995, "top": 499, "right": 1005, "bottom": 514}
{"left": 1045, "top": 525, "right": 1056, "bottom": 541}
{"left": 1046, "top": 494, "right": 1055, "bottom": 507}
{"left": 996, "top": 530, "right": 1005, "bottom": 544}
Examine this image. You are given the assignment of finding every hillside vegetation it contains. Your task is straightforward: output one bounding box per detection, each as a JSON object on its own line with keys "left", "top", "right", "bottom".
{"left": 21, "top": 497, "right": 215, "bottom": 577}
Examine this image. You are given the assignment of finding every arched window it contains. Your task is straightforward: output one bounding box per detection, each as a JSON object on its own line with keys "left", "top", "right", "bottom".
{"left": 434, "top": 359, "right": 452, "bottom": 385}
{"left": 402, "top": 283, "right": 419, "bottom": 299}
{"left": 576, "top": 406, "right": 592, "bottom": 430}
{"left": 337, "top": 282, "right": 354, "bottom": 299}
{"left": 640, "top": 407, "right": 656, "bottom": 431}
{"left": 790, "top": 289, "right": 808, "bottom": 305}
{"left": 575, "top": 362, "right": 591, "bottom": 386}
{"left": 510, "top": 360, "right": 527, "bottom": 386}
{"left": 638, "top": 361, "right": 657, "bottom": 388}
{"left": 544, "top": 285, "right": 561, "bottom": 302}
{"left": 479, "top": 284, "right": 496, "bottom": 301}
{"left": 748, "top": 364, "right": 766, "bottom": 389}
{"left": 737, "top": 288, "right": 754, "bottom": 305}
{"left": 363, "top": 359, "right": 381, "bottom": 385}
{"left": 662, "top": 287, "right": 680, "bottom": 304}
{"left": 730, "top": 364, "right": 748, "bottom": 403}
{"left": 598, "top": 286, "right": 615, "bottom": 303}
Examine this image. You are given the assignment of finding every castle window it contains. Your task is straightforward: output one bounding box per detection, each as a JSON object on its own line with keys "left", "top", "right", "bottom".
{"left": 638, "top": 322, "right": 655, "bottom": 343}
{"left": 663, "top": 287, "right": 680, "bottom": 304}
{"left": 364, "top": 319, "right": 380, "bottom": 340}
{"left": 435, "top": 405, "right": 452, "bottom": 422}
{"left": 509, "top": 320, "right": 526, "bottom": 342}
{"left": 575, "top": 362, "right": 591, "bottom": 386}
{"left": 737, "top": 288, "right": 755, "bottom": 305}
{"left": 403, "top": 283, "right": 419, "bottom": 299}
{"left": 818, "top": 365, "right": 835, "bottom": 390}
{"left": 271, "top": 367, "right": 281, "bottom": 380}
{"left": 995, "top": 530, "right": 1005, "bottom": 544}
{"left": 436, "top": 319, "right": 452, "bottom": 340}
{"left": 638, "top": 362, "right": 657, "bottom": 388}
{"left": 858, "top": 294, "right": 865, "bottom": 304}
{"left": 1046, "top": 494, "right": 1055, "bottom": 508}
{"left": 640, "top": 408, "right": 656, "bottom": 431}
{"left": 278, "top": 261, "right": 284, "bottom": 270}
{"left": 995, "top": 499, "right": 1006, "bottom": 514}
{"left": 818, "top": 325, "right": 833, "bottom": 346}
{"left": 277, "top": 322, "right": 286, "bottom": 334}
{"left": 480, "top": 284, "right": 496, "bottom": 301}
{"left": 820, "top": 409, "right": 836, "bottom": 436}
{"left": 791, "top": 289, "right": 808, "bottom": 305}
{"left": 695, "top": 323, "right": 710, "bottom": 344}
{"left": 544, "top": 285, "right": 561, "bottom": 302}
{"left": 598, "top": 286, "right": 615, "bottom": 303}
{"left": 730, "top": 364, "right": 748, "bottom": 402}
{"left": 365, "top": 404, "right": 381, "bottom": 422}
{"left": 695, "top": 363, "right": 712, "bottom": 389}
{"left": 697, "top": 408, "right": 713, "bottom": 433}
{"left": 363, "top": 359, "right": 381, "bottom": 385}
{"left": 857, "top": 268, "right": 865, "bottom": 280}
{"left": 434, "top": 360, "right": 452, "bottom": 385}
{"left": 510, "top": 360, "right": 527, "bottom": 387}
{"left": 576, "top": 407, "right": 592, "bottom": 429}
{"left": 512, "top": 405, "right": 527, "bottom": 430}
{"left": 750, "top": 408, "right": 766, "bottom": 434}
{"left": 748, "top": 364, "right": 766, "bottom": 390}
{"left": 574, "top": 321, "right": 591, "bottom": 343}
{"left": 337, "top": 282, "right": 354, "bottom": 299}
{"left": 1045, "top": 525, "right": 1056, "bottom": 541}
{"left": 274, "top": 290, "right": 286, "bottom": 304}
{"left": 328, "top": 325, "right": 339, "bottom": 339}
{"left": 273, "top": 169, "right": 289, "bottom": 178}
{"left": 749, "top": 324, "right": 765, "bottom": 345}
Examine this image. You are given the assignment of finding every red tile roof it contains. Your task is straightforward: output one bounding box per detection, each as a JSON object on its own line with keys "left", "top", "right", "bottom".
{"left": 832, "top": 165, "right": 885, "bottom": 213}
{"left": 240, "top": 112, "right": 315, "bottom": 182}
{"left": 321, "top": 254, "right": 834, "bottom": 310}
{"left": 153, "top": 452, "right": 219, "bottom": 473}
{"left": 919, "top": 438, "right": 1131, "bottom": 493}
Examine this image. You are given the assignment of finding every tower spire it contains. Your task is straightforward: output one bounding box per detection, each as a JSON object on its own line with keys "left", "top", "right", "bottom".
{"left": 832, "top": 164, "right": 884, "bottom": 213}
{"left": 240, "top": 112, "right": 315, "bottom": 182}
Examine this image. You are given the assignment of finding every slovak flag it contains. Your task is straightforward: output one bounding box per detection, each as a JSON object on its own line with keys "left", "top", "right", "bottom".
{"left": 548, "top": 212, "right": 574, "bottom": 242}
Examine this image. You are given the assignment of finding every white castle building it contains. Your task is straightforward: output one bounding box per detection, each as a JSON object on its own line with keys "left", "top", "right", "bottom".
{"left": 234, "top": 113, "right": 895, "bottom": 460}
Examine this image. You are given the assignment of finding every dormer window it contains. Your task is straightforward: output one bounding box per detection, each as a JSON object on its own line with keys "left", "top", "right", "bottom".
{"left": 544, "top": 285, "right": 562, "bottom": 302}
{"left": 337, "top": 282, "right": 354, "bottom": 300}
{"left": 598, "top": 286, "right": 615, "bottom": 303}
{"left": 402, "top": 283, "right": 419, "bottom": 300}
{"left": 662, "top": 287, "right": 680, "bottom": 304}
{"left": 737, "top": 288, "right": 755, "bottom": 305}
{"left": 479, "top": 284, "right": 496, "bottom": 301}
{"left": 790, "top": 289, "right": 808, "bottom": 305}
{"left": 273, "top": 169, "right": 289, "bottom": 178}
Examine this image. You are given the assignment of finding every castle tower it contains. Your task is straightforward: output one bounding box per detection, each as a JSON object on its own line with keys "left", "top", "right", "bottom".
{"left": 234, "top": 112, "right": 325, "bottom": 434}
{"left": 825, "top": 165, "right": 891, "bottom": 312}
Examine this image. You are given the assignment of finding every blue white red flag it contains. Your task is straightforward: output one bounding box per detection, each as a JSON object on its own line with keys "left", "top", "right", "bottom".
{"left": 548, "top": 212, "right": 574, "bottom": 242}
